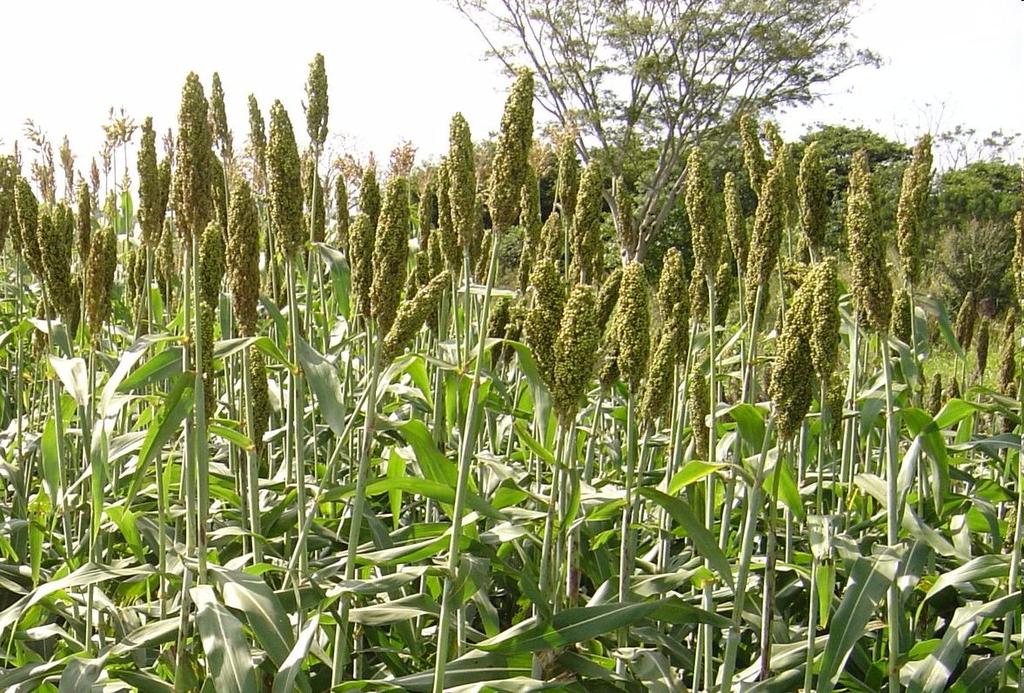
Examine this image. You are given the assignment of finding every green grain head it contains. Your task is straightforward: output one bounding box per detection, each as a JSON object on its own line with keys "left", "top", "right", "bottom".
{"left": 845, "top": 150, "right": 892, "bottom": 333}
{"left": 745, "top": 155, "right": 786, "bottom": 316}
{"left": 596, "top": 266, "right": 623, "bottom": 332}
{"left": 641, "top": 308, "right": 686, "bottom": 425}
{"left": 724, "top": 171, "right": 747, "bottom": 270}
{"left": 613, "top": 176, "right": 636, "bottom": 260}
{"left": 517, "top": 164, "right": 542, "bottom": 292}
{"left": 0, "top": 156, "right": 17, "bottom": 253}
{"left": 303, "top": 154, "right": 326, "bottom": 243}
{"left": 488, "top": 68, "right": 533, "bottom": 231}
{"left": 383, "top": 270, "right": 451, "bottom": 361}
{"left": 798, "top": 141, "right": 827, "bottom": 256}
{"left": 552, "top": 283, "right": 600, "bottom": 426}
{"left": 688, "top": 363, "right": 710, "bottom": 457}
{"left": 371, "top": 176, "right": 411, "bottom": 335}
{"left": 173, "top": 73, "right": 213, "bottom": 239}
{"left": 361, "top": 163, "right": 381, "bottom": 229}
{"left": 896, "top": 134, "right": 933, "bottom": 285}
{"left": 741, "top": 113, "right": 768, "bottom": 199}
{"left": 890, "top": 288, "right": 912, "bottom": 345}
{"left": 807, "top": 257, "right": 840, "bottom": 379}
{"left": 227, "top": 175, "right": 261, "bottom": 336}
{"left": 613, "top": 260, "right": 651, "bottom": 390}
{"left": 556, "top": 130, "right": 580, "bottom": 223}
{"left": 75, "top": 180, "right": 92, "bottom": 263}
{"left": 525, "top": 257, "right": 565, "bottom": 388}
{"left": 209, "top": 72, "right": 233, "bottom": 161}
{"left": 85, "top": 225, "right": 117, "bottom": 341}
{"left": 572, "top": 159, "right": 604, "bottom": 284}
{"left": 268, "top": 100, "right": 304, "bottom": 257}
{"left": 335, "top": 174, "right": 350, "bottom": 252}
{"left": 247, "top": 94, "right": 267, "bottom": 191}
{"left": 954, "top": 291, "right": 976, "bottom": 351}
{"left": 136, "top": 117, "right": 162, "bottom": 247}
{"left": 975, "top": 318, "right": 990, "bottom": 379}
{"left": 769, "top": 319, "right": 815, "bottom": 441}
{"left": 927, "top": 372, "right": 943, "bottom": 416}
{"left": 684, "top": 147, "right": 718, "bottom": 280}
{"left": 448, "top": 113, "right": 477, "bottom": 256}
{"left": 305, "top": 53, "right": 329, "bottom": 150}
{"left": 349, "top": 213, "right": 374, "bottom": 319}
{"left": 199, "top": 221, "right": 225, "bottom": 309}
{"left": 15, "top": 177, "right": 44, "bottom": 278}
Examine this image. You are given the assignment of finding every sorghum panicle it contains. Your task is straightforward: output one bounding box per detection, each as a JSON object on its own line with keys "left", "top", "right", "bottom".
{"left": 552, "top": 283, "right": 600, "bottom": 425}
{"left": 370, "top": 176, "right": 411, "bottom": 335}
{"left": 613, "top": 260, "right": 651, "bottom": 390}
{"left": 845, "top": 150, "right": 892, "bottom": 333}
{"left": 268, "top": 100, "right": 304, "bottom": 257}
{"left": 488, "top": 68, "right": 534, "bottom": 231}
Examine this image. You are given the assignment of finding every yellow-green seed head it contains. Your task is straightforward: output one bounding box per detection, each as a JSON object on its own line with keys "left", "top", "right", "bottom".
{"left": 303, "top": 154, "right": 326, "bottom": 243}
{"left": 227, "top": 175, "right": 261, "bottom": 336}
{"left": 975, "top": 318, "right": 990, "bottom": 379}
{"left": 896, "top": 135, "right": 933, "bottom": 285}
{"left": 641, "top": 309, "right": 686, "bottom": 425}
{"left": 474, "top": 227, "right": 493, "bottom": 283}
{"left": 826, "top": 374, "right": 845, "bottom": 424}
{"left": 199, "top": 221, "right": 225, "bottom": 309}
{"left": 15, "top": 177, "right": 44, "bottom": 278}
{"left": 890, "top": 288, "right": 912, "bottom": 345}
{"left": 173, "top": 73, "right": 213, "bottom": 239}
{"left": 613, "top": 261, "right": 651, "bottom": 390}
{"left": 769, "top": 320, "right": 815, "bottom": 441}
{"left": 448, "top": 113, "right": 477, "bottom": 255}
{"left": 807, "top": 257, "right": 840, "bottom": 379}
{"left": 927, "top": 372, "right": 943, "bottom": 416}
{"left": 435, "top": 159, "right": 460, "bottom": 272}
{"left": 741, "top": 113, "right": 768, "bottom": 199}
{"left": 540, "top": 208, "right": 562, "bottom": 263}
{"left": 517, "top": 164, "right": 542, "bottom": 292}
{"left": 724, "top": 172, "right": 747, "bottom": 270}
{"left": 798, "top": 141, "right": 827, "bottom": 255}
{"left": 688, "top": 363, "right": 710, "bottom": 457}
{"left": 572, "top": 159, "right": 604, "bottom": 283}
{"left": 157, "top": 217, "right": 178, "bottom": 306}
{"left": 552, "top": 283, "right": 600, "bottom": 425}
{"left": 40, "top": 206, "right": 76, "bottom": 321}
{"left": 248, "top": 349, "right": 270, "bottom": 453}
{"left": 268, "top": 100, "right": 304, "bottom": 257}
{"left": 85, "top": 225, "right": 117, "bottom": 341}
{"left": 596, "top": 266, "right": 623, "bottom": 331}
{"left": 946, "top": 376, "right": 961, "bottom": 401}
{"left": 714, "top": 254, "right": 735, "bottom": 325}
{"left": 658, "top": 248, "right": 689, "bottom": 327}
{"left": 954, "top": 291, "right": 976, "bottom": 351}
{"left": 75, "top": 180, "right": 91, "bottom": 264}
{"left": 845, "top": 150, "right": 892, "bottom": 333}
{"left": 382, "top": 270, "right": 451, "bottom": 361}
{"left": 488, "top": 68, "right": 534, "bottom": 230}
{"left": 349, "top": 213, "right": 374, "bottom": 319}
{"left": 428, "top": 227, "right": 445, "bottom": 280}
{"left": 525, "top": 258, "right": 566, "bottom": 388}
{"left": 556, "top": 131, "right": 580, "bottom": 222}
{"left": 689, "top": 272, "right": 707, "bottom": 324}
{"left": 209, "top": 154, "right": 230, "bottom": 234}
{"left": 371, "top": 176, "right": 412, "bottom": 334}
{"left": 745, "top": 154, "right": 787, "bottom": 316}
{"left": 685, "top": 147, "right": 718, "bottom": 279}
{"left": 137, "top": 117, "right": 163, "bottom": 248}
{"left": 613, "top": 176, "right": 636, "bottom": 260}
{"left": 335, "top": 174, "right": 350, "bottom": 252}
{"left": 305, "top": 53, "right": 329, "bottom": 150}
{"left": 209, "top": 72, "right": 233, "bottom": 161}
{"left": 247, "top": 94, "right": 267, "bottom": 192}
{"left": 0, "top": 156, "right": 17, "bottom": 253}
{"left": 598, "top": 337, "right": 620, "bottom": 391}
{"left": 361, "top": 163, "right": 381, "bottom": 228}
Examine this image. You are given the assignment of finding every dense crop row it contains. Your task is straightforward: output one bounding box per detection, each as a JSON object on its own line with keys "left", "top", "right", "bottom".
{"left": 0, "top": 56, "right": 1020, "bottom": 692}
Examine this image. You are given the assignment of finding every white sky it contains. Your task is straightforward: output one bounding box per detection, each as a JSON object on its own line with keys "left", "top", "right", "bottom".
{"left": 0, "top": 0, "right": 1020, "bottom": 177}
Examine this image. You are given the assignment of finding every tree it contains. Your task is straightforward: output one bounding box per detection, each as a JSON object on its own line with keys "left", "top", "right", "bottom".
{"left": 451, "top": 0, "right": 878, "bottom": 260}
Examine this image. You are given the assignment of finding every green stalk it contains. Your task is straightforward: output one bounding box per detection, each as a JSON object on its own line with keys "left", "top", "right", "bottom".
{"left": 702, "top": 276, "right": 718, "bottom": 691}
{"left": 1000, "top": 369, "right": 1023, "bottom": 688}
{"left": 286, "top": 259, "right": 308, "bottom": 575}
{"left": 432, "top": 224, "right": 501, "bottom": 693}
{"left": 880, "top": 332, "right": 901, "bottom": 693}
{"left": 615, "top": 389, "right": 639, "bottom": 677}
{"left": 335, "top": 327, "right": 380, "bottom": 684}
{"left": 719, "top": 418, "right": 775, "bottom": 692}
{"left": 190, "top": 235, "right": 210, "bottom": 582}
{"left": 240, "top": 347, "right": 263, "bottom": 563}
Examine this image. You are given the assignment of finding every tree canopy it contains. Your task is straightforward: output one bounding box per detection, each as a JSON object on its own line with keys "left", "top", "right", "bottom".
{"left": 453, "top": 0, "right": 878, "bottom": 260}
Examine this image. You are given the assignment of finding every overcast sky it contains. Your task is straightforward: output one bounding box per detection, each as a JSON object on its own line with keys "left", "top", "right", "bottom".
{"left": 0, "top": 0, "right": 1020, "bottom": 177}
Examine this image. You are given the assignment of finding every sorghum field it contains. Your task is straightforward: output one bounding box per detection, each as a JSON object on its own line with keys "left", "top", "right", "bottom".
{"left": 0, "top": 56, "right": 1020, "bottom": 693}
